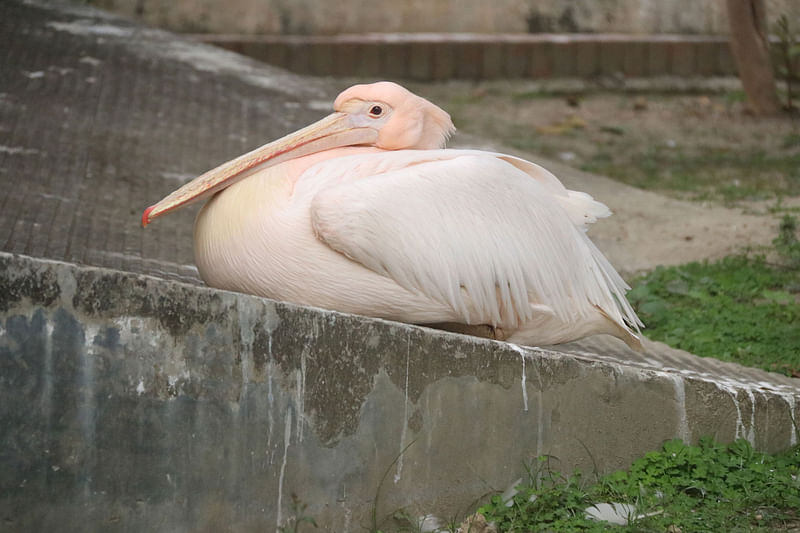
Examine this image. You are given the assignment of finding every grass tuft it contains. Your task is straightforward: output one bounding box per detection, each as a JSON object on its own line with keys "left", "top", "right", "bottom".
{"left": 480, "top": 438, "right": 800, "bottom": 532}
{"left": 581, "top": 147, "right": 800, "bottom": 204}
{"left": 628, "top": 253, "right": 800, "bottom": 376}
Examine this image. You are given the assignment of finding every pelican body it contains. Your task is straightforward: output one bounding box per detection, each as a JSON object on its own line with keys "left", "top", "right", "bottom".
{"left": 143, "top": 82, "right": 643, "bottom": 349}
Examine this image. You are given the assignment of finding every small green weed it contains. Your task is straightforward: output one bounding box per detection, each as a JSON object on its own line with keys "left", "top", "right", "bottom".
{"left": 783, "top": 133, "right": 800, "bottom": 149}
{"left": 480, "top": 438, "right": 800, "bottom": 532}
{"left": 724, "top": 89, "right": 748, "bottom": 104}
{"left": 628, "top": 250, "right": 800, "bottom": 376}
{"left": 370, "top": 440, "right": 418, "bottom": 533}
{"left": 581, "top": 145, "right": 800, "bottom": 204}
{"left": 278, "top": 493, "right": 318, "bottom": 533}
{"left": 774, "top": 214, "right": 800, "bottom": 268}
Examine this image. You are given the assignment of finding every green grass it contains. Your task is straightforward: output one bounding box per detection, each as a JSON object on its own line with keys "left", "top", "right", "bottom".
{"left": 627, "top": 217, "right": 800, "bottom": 376}
{"left": 479, "top": 438, "right": 800, "bottom": 532}
{"left": 581, "top": 146, "right": 800, "bottom": 203}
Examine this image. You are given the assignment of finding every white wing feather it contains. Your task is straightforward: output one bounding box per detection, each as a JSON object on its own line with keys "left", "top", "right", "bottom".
{"left": 305, "top": 152, "right": 640, "bottom": 331}
{"left": 300, "top": 149, "right": 610, "bottom": 230}
{"left": 493, "top": 154, "right": 612, "bottom": 228}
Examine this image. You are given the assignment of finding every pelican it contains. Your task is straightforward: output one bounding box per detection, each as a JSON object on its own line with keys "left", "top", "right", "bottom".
{"left": 143, "top": 81, "right": 643, "bottom": 349}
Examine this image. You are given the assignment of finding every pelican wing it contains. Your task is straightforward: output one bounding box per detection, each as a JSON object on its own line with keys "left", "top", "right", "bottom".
{"left": 308, "top": 153, "right": 640, "bottom": 330}
{"left": 302, "top": 149, "right": 611, "bottom": 230}
{"left": 493, "top": 154, "right": 612, "bottom": 229}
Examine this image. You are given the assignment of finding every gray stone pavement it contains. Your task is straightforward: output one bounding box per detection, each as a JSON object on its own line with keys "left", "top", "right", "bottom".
{"left": 1, "top": 0, "right": 330, "bottom": 284}
{"left": 1, "top": 1, "right": 798, "bottom": 399}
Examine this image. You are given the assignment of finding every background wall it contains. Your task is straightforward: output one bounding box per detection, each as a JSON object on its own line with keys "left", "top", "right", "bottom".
{"left": 86, "top": 0, "right": 799, "bottom": 35}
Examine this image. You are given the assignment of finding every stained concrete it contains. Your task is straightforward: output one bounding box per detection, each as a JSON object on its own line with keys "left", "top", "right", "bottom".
{"left": 0, "top": 0, "right": 330, "bottom": 285}
{"left": 2, "top": 252, "right": 799, "bottom": 532}
{"left": 196, "top": 33, "right": 738, "bottom": 81}
{"left": 87, "top": 0, "right": 798, "bottom": 36}
{"left": 1, "top": 2, "right": 799, "bottom": 532}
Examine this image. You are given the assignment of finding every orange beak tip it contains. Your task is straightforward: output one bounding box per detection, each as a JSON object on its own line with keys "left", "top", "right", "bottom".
{"left": 142, "top": 205, "right": 155, "bottom": 228}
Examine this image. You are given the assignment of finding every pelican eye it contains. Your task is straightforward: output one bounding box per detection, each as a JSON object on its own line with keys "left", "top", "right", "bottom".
{"left": 368, "top": 105, "right": 384, "bottom": 117}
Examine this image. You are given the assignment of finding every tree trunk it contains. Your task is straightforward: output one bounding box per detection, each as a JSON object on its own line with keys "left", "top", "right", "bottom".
{"left": 725, "top": 0, "right": 783, "bottom": 115}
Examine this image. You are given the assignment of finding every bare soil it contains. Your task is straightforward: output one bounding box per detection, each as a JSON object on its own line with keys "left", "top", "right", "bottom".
{"left": 407, "top": 80, "right": 800, "bottom": 277}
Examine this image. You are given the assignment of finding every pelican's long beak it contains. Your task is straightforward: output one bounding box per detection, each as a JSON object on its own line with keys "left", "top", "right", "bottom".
{"left": 142, "top": 112, "right": 377, "bottom": 227}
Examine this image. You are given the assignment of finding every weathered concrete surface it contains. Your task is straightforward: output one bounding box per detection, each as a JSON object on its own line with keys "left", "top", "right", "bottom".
{"left": 0, "top": 0, "right": 331, "bottom": 285}
{"left": 2, "top": 252, "right": 799, "bottom": 531}
{"left": 87, "top": 0, "right": 798, "bottom": 36}
{"left": 195, "top": 33, "right": 740, "bottom": 81}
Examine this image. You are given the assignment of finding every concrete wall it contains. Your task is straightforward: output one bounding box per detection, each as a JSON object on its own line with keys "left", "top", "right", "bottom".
{"left": 199, "top": 33, "right": 738, "bottom": 80}
{"left": 2, "top": 252, "right": 799, "bottom": 531}
{"left": 86, "top": 0, "right": 799, "bottom": 35}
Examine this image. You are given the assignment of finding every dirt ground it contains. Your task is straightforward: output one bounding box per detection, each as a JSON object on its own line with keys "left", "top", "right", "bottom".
{"left": 404, "top": 80, "right": 800, "bottom": 278}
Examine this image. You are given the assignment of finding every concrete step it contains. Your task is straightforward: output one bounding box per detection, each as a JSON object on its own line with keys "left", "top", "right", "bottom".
{"left": 1, "top": 251, "right": 798, "bottom": 531}
{"left": 191, "top": 32, "right": 738, "bottom": 81}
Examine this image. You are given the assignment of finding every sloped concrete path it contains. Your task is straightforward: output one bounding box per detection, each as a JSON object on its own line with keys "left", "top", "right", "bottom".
{"left": 2, "top": 252, "right": 798, "bottom": 532}
{"left": 0, "top": 0, "right": 328, "bottom": 284}
{"left": 1, "top": 2, "right": 798, "bottom": 531}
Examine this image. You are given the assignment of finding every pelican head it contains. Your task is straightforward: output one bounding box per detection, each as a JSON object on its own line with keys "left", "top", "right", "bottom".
{"left": 333, "top": 81, "right": 454, "bottom": 150}
{"left": 142, "top": 81, "right": 454, "bottom": 226}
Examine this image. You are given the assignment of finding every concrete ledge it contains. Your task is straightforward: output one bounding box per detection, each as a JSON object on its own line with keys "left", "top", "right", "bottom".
{"left": 192, "top": 33, "right": 742, "bottom": 80}
{"left": 1, "top": 252, "right": 798, "bottom": 531}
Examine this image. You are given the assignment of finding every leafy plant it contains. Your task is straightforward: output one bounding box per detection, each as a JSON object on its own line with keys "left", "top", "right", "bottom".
{"left": 581, "top": 145, "right": 800, "bottom": 204}
{"left": 480, "top": 438, "right": 800, "bottom": 532}
{"left": 479, "top": 465, "right": 597, "bottom": 531}
{"left": 278, "top": 493, "right": 318, "bottom": 533}
{"left": 628, "top": 250, "right": 800, "bottom": 376}
{"left": 773, "top": 214, "right": 800, "bottom": 268}
{"left": 370, "top": 439, "right": 418, "bottom": 533}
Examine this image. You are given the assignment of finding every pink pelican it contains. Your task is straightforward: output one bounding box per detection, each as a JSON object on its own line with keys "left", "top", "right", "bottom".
{"left": 143, "top": 82, "right": 642, "bottom": 349}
